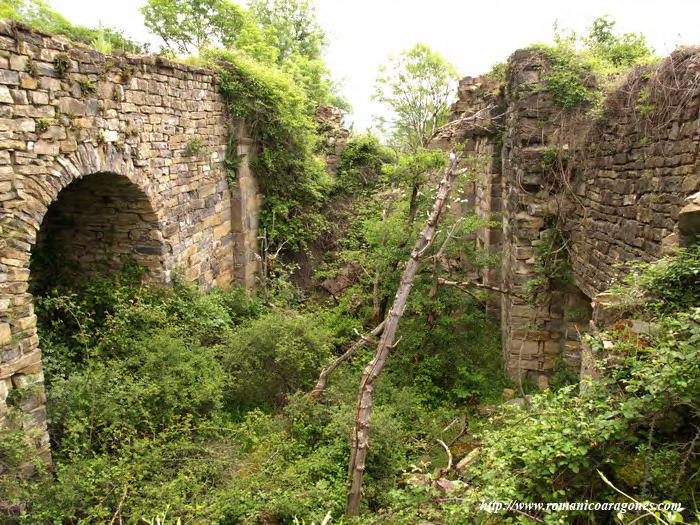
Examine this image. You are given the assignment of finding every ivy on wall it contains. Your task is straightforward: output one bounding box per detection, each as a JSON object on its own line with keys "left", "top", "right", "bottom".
{"left": 211, "top": 49, "right": 332, "bottom": 250}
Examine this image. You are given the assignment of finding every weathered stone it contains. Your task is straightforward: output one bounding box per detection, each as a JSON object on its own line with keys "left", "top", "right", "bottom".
{"left": 0, "top": 21, "right": 263, "bottom": 458}
{"left": 0, "top": 323, "right": 11, "bottom": 346}
{"left": 435, "top": 46, "right": 698, "bottom": 387}
{"left": 0, "top": 85, "right": 12, "bottom": 103}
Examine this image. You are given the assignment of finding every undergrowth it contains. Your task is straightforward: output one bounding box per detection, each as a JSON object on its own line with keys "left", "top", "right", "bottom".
{"left": 525, "top": 16, "right": 656, "bottom": 112}
{"left": 2, "top": 248, "right": 505, "bottom": 523}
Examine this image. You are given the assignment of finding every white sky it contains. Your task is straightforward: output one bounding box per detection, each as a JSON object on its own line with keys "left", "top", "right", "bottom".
{"left": 51, "top": 0, "right": 700, "bottom": 131}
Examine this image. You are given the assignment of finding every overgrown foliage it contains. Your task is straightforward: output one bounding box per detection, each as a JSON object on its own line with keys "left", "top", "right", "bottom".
{"left": 370, "top": 246, "right": 700, "bottom": 524}
{"left": 331, "top": 135, "right": 395, "bottom": 196}
{"left": 212, "top": 49, "right": 331, "bottom": 250}
{"left": 1, "top": 0, "right": 147, "bottom": 53}
{"left": 529, "top": 16, "right": 656, "bottom": 111}
{"left": 373, "top": 43, "right": 459, "bottom": 151}
{"left": 525, "top": 222, "right": 572, "bottom": 304}
{"left": 141, "top": 0, "right": 247, "bottom": 55}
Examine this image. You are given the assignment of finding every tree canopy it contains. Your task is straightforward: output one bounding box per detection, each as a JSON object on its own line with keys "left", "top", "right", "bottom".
{"left": 373, "top": 43, "right": 459, "bottom": 152}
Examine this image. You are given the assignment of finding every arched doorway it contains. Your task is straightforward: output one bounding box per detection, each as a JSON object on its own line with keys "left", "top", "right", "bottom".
{"left": 0, "top": 168, "right": 167, "bottom": 465}
{"left": 30, "top": 172, "right": 166, "bottom": 293}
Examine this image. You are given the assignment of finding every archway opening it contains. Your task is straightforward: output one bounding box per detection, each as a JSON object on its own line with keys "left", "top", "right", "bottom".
{"left": 26, "top": 172, "right": 166, "bottom": 450}
{"left": 30, "top": 172, "right": 165, "bottom": 294}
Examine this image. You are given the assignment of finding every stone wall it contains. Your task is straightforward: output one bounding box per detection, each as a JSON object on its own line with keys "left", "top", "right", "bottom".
{"left": 439, "top": 47, "right": 700, "bottom": 387}
{"left": 0, "top": 21, "right": 261, "bottom": 456}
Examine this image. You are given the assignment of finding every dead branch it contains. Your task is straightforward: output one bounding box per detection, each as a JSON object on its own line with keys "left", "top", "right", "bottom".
{"left": 436, "top": 439, "right": 453, "bottom": 471}
{"left": 309, "top": 321, "right": 386, "bottom": 400}
{"left": 347, "top": 151, "right": 463, "bottom": 516}
{"left": 109, "top": 484, "right": 128, "bottom": 525}
{"left": 437, "top": 277, "right": 526, "bottom": 300}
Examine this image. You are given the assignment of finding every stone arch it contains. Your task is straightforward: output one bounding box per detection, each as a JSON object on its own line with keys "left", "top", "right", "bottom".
{"left": 0, "top": 143, "right": 168, "bottom": 453}
{"left": 31, "top": 172, "right": 166, "bottom": 289}
{"left": 22, "top": 143, "right": 170, "bottom": 285}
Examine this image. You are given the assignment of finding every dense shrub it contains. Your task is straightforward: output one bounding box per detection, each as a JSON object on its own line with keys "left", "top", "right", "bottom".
{"left": 211, "top": 49, "right": 332, "bottom": 250}
{"left": 222, "top": 310, "right": 334, "bottom": 412}
{"left": 527, "top": 16, "right": 655, "bottom": 111}
{"left": 332, "top": 135, "right": 394, "bottom": 196}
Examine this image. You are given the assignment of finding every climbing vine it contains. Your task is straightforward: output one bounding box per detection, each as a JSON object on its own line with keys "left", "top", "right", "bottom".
{"left": 525, "top": 221, "right": 572, "bottom": 304}
{"left": 211, "top": 49, "right": 331, "bottom": 250}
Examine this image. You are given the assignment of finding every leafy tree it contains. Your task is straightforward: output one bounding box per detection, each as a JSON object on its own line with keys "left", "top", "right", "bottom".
{"left": 383, "top": 148, "right": 446, "bottom": 225}
{"left": 584, "top": 15, "right": 654, "bottom": 67}
{"left": 373, "top": 43, "right": 459, "bottom": 152}
{"left": 247, "top": 0, "right": 325, "bottom": 61}
{"left": 246, "top": 0, "right": 345, "bottom": 108}
{"left": 141, "top": 0, "right": 247, "bottom": 55}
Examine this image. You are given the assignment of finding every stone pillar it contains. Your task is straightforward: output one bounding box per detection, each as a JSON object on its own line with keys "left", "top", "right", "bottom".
{"left": 230, "top": 127, "right": 261, "bottom": 291}
{"left": 499, "top": 50, "right": 571, "bottom": 387}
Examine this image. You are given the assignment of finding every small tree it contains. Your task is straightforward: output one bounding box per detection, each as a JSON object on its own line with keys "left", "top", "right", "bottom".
{"left": 373, "top": 43, "right": 459, "bottom": 152}
{"left": 248, "top": 0, "right": 326, "bottom": 62}
{"left": 346, "top": 151, "right": 470, "bottom": 515}
{"left": 141, "top": 0, "right": 246, "bottom": 55}
{"left": 584, "top": 15, "right": 653, "bottom": 67}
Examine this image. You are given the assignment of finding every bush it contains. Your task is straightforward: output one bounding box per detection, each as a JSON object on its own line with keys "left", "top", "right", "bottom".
{"left": 333, "top": 135, "right": 394, "bottom": 196}
{"left": 528, "top": 16, "right": 655, "bottom": 111}
{"left": 378, "top": 248, "right": 700, "bottom": 524}
{"left": 631, "top": 244, "right": 700, "bottom": 314}
{"left": 223, "top": 311, "right": 334, "bottom": 412}
{"left": 48, "top": 331, "right": 227, "bottom": 454}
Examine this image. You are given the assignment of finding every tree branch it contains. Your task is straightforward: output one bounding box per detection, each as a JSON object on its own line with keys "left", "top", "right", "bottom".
{"left": 309, "top": 321, "right": 386, "bottom": 400}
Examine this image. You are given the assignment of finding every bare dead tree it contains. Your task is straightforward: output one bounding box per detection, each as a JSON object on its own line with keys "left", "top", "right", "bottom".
{"left": 309, "top": 321, "right": 386, "bottom": 400}
{"left": 346, "top": 151, "right": 464, "bottom": 516}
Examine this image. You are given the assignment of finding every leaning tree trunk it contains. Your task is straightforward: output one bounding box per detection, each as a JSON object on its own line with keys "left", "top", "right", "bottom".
{"left": 346, "top": 152, "right": 463, "bottom": 516}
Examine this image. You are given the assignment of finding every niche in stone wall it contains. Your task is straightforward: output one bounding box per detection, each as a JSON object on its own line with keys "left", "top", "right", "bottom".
{"left": 30, "top": 173, "right": 166, "bottom": 293}
{"left": 560, "top": 285, "right": 593, "bottom": 374}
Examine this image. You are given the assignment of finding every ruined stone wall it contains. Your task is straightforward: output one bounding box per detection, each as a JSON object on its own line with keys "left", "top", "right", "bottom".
{"left": 441, "top": 47, "right": 700, "bottom": 387}
{"left": 433, "top": 75, "right": 505, "bottom": 311}
{"left": 0, "top": 21, "right": 261, "bottom": 455}
{"left": 569, "top": 48, "right": 700, "bottom": 297}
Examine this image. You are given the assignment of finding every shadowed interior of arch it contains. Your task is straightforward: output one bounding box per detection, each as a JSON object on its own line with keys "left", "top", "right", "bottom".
{"left": 29, "top": 172, "right": 166, "bottom": 294}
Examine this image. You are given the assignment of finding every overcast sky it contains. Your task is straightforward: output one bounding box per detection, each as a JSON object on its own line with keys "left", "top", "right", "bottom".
{"left": 51, "top": 0, "right": 700, "bottom": 130}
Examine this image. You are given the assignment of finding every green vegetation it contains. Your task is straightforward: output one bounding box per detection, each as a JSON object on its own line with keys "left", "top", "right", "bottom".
{"left": 213, "top": 48, "right": 331, "bottom": 250}
{"left": 141, "top": 0, "right": 247, "bottom": 55}
{"left": 331, "top": 134, "right": 395, "bottom": 196}
{"left": 1, "top": 0, "right": 147, "bottom": 53}
{"left": 1, "top": 3, "right": 698, "bottom": 523}
{"left": 353, "top": 246, "right": 700, "bottom": 524}
{"left": 1, "top": 237, "right": 505, "bottom": 522}
{"left": 35, "top": 119, "right": 51, "bottom": 133}
{"left": 76, "top": 77, "right": 96, "bottom": 95}
{"left": 7, "top": 245, "right": 696, "bottom": 523}
{"left": 53, "top": 53, "right": 71, "bottom": 78}
{"left": 525, "top": 222, "right": 572, "bottom": 304}
{"left": 373, "top": 43, "right": 459, "bottom": 151}
{"left": 183, "top": 137, "right": 205, "bottom": 156}
{"left": 529, "top": 16, "right": 656, "bottom": 111}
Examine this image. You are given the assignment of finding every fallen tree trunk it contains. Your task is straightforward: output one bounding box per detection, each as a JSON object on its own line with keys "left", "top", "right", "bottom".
{"left": 309, "top": 321, "right": 386, "bottom": 400}
{"left": 346, "top": 152, "right": 463, "bottom": 516}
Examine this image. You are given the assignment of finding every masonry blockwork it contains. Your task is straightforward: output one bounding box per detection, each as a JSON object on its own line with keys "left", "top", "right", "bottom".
{"left": 434, "top": 47, "right": 700, "bottom": 387}
{"left": 0, "top": 20, "right": 262, "bottom": 454}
